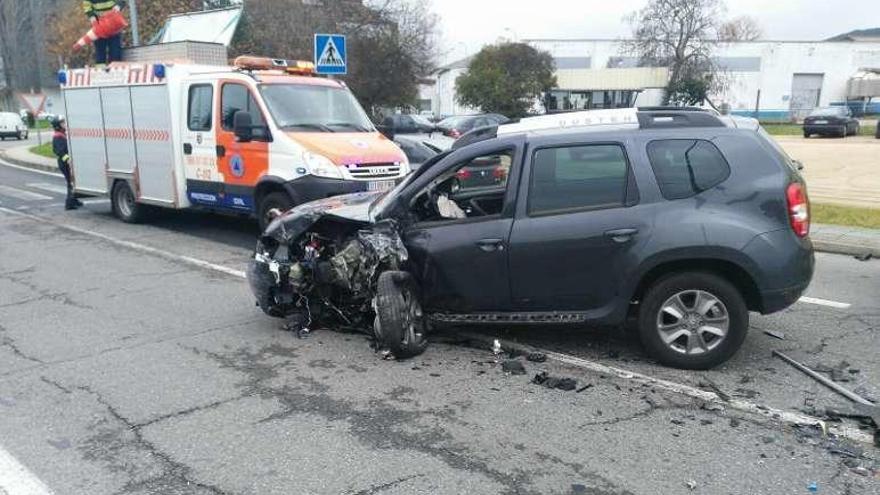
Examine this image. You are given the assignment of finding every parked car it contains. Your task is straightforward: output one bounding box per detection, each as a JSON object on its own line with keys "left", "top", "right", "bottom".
{"left": 248, "top": 108, "right": 814, "bottom": 369}
{"left": 0, "top": 112, "right": 28, "bottom": 140}
{"left": 393, "top": 135, "right": 440, "bottom": 171}
{"left": 380, "top": 114, "right": 454, "bottom": 150}
{"left": 802, "top": 107, "right": 860, "bottom": 137}
{"left": 436, "top": 114, "right": 509, "bottom": 139}
{"left": 876, "top": 119, "right": 879, "bottom": 139}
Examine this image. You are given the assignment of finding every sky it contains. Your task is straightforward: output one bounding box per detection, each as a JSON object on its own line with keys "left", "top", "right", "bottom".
{"left": 433, "top": 0, "right": 880, "bottom": 65}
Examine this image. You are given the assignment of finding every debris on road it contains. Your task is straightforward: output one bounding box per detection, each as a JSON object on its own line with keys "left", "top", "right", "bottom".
{"left": 532, "top": 371, "right": 577, "bottom": 391}
{"left": 685, "top": 479, "right": 697, "bottom": 490}
{"left": 699, "top": 379, "right": 732, "bottom": 402}
{"left": 526, "top": 352, "right": 547, "bottom": 363}
{"left": 854, "top": 252, "right": 873, "bottom": 262}
{"left": 492, "top": 339, "right": 503, "bottom": 357}
{"left": 763, "top": 329, "right": 786, "bottom": 340}
{"left": 576, "top": 384, "right": 593, "bottom": 393}
{"left": 501, "top": 359, "right": 526, "bottom": 375}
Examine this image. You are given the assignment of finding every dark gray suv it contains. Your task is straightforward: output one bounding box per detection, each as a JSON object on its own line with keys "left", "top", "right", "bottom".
{"left": 248, "top": 109, "right": 814, "bottom": 369}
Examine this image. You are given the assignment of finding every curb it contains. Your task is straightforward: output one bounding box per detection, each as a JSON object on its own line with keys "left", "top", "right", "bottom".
{"left": 1, "top": 154, "right": 878, "bottom": 259}
{"left": 812, "top": 239, "right": 879, "bottom": 258}
{"left": 0, "top": 150, "right": 58, "bottom": 174}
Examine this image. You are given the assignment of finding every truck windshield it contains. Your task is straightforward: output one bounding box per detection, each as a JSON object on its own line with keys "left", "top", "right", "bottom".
{"left": 260, "top": 84, "right": 374, "bottom": 133}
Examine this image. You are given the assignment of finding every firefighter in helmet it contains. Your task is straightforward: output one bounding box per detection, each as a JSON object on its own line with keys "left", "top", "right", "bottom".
{"left": 51, "top": 118, "right": 82, "bottom": 210}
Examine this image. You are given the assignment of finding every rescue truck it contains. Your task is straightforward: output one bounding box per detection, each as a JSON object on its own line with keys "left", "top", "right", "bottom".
{"left": 59, "top": 56, "right": 410, "bottom": 228}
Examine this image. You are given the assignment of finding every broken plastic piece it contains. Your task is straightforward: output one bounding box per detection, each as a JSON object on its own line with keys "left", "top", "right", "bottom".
{"left": 492, "top": 339, "right": 502, "bottom": 356}
{"left": 532, "top": 371, "right": 577, "bottom": 391}
{"left": 526, "top": 352, "right": 547, "bottom": 363}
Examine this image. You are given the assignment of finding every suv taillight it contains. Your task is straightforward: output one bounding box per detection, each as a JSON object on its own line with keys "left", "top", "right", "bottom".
{"left": 786, "top": 182, "right": 810, "bottom": 237}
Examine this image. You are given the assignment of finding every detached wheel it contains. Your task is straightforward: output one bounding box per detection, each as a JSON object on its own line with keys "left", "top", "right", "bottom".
{"left": 257, "top": 191, "right": 294, "bottom": 232}
{"left": 374, "top": 271, "right": 428, "bottom": 359}
{"left": 638, "top": 272, "right": 748, "bottom": 369}
{"left": 111, "top": 180, "right": 146, "bottom": 223}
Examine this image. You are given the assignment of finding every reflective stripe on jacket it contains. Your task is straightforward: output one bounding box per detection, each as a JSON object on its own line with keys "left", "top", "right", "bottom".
{"left": 83, "top": 0, "right": 119, "bottom": 18}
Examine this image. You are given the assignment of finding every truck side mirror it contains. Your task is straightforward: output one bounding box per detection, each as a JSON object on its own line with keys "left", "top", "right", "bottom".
{"left": 377, "top": 124, "right": 395, "bottom": 140}
{"left": 233, "top": 110, "right": 253, "bottom": 142}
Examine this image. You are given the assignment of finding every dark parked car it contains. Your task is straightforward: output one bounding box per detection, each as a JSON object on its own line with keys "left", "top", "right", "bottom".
{"left": 436, "top": 114, "right": 509, "bottom": 139}
{"left": 393, "top": 135, "right": 440, "bottom": 171}
{"left": 382, "top": 114, "right": 436, "bottom": 134}
{"left": 802, "top": 107, "right": 860, "bottom": 137}
{"left": 248, "top": 109, "right": 814, "bottom": 369}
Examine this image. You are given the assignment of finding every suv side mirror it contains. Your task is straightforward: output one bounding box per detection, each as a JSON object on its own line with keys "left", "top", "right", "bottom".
{"left": 233, "top": 110, "right": 253, "bottom": 142}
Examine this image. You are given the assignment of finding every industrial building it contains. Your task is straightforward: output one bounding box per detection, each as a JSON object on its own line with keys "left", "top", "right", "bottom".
{"left": 425, "top": 35, "right": 880, "bottom": 121}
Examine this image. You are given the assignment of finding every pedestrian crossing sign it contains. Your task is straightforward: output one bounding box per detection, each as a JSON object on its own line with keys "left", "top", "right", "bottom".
{"left": 314, "top": 34, "right": 347, "bottom": 75}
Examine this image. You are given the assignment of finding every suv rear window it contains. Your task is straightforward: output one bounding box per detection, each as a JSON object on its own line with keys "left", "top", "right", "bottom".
{"left": 646, "top": 140, "right": 730, "bottom": 200}
{"left": 529, "top": 144, "right": 629, "bottom": 215}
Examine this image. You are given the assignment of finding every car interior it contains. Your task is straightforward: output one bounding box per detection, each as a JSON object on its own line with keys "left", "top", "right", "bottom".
{"left": 411, "top": 150, "right": 513, "bottom": 222}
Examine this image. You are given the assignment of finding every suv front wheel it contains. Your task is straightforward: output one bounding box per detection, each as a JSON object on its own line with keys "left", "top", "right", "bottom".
{"left": 638, "top": 272, "right": 748, "bottom": 369}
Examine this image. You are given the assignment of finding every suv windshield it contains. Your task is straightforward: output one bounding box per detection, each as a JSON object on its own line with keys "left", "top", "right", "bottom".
{"left": 809, "top": 107, "right": 847, "bottom": 117}
{"left": 260, "top": 84, "right": 374, "bottom": 132}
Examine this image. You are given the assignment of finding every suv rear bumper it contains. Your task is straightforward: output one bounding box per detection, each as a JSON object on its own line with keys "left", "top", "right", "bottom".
{"left": 743, "top": 229, "right": 815, "bottom": 314}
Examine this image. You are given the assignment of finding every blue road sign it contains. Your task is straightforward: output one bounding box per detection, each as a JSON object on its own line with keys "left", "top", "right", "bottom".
{"left": 314, "top": 34, "right": 347, "bottom": 75}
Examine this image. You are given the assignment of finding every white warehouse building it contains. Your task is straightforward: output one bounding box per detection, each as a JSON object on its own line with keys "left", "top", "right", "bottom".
{"left": 426, "top": 36, "right": 880, "bottom": 121}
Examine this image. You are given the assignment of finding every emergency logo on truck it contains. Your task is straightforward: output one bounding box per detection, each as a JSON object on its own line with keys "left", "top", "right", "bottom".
{"left": 230, "top": 154, "right": 245, "bottom": 178}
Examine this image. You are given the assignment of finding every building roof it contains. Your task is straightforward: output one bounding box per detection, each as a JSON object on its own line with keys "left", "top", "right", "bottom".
{"left": 156, "top": 7, "right": 243, "bottom": 46}
{"left": 827, "top": 28, "right": 880, "bottom": 42}
{"left": 438, "top": 55, "right": 473, "bottom": 72}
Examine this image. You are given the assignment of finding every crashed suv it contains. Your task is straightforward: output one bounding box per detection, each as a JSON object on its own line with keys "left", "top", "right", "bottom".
{"left": 248, "top": 108, "right": 814, "bottom": 369}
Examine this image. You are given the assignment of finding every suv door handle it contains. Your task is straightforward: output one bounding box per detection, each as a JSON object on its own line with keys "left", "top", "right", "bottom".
{"left": 604, "top": 228, "right": 638, "bottom": 243}
{"left": 476, "top": 238, "right": 505, "bottom": 252}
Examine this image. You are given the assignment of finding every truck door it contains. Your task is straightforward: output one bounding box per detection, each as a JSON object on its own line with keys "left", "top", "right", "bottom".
{"left": 182, "top": 82, "right": 222, "bottom": 206}
{"left": 213, "top": 81, "right": 271, "bottom": 212}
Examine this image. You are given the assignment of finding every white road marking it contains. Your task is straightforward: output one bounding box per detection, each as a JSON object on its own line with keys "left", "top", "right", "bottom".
{"left": 458, "top": 331, "right": 875, "bottom": 446}
{"left": 0, "top": 186, "right": 52, "bottom": 201}
{"left": 0, "top": 206, "right": 869, "bottom": 447}
{"left": 0, "top": 157, "right": 62, "bottom": 178}
{"left": 0, "top": 445, "right": 54, "bottom": 494}
{"left": 0, "top": 206, "right": 246, "bottom": 279}
{"left": 26, "top": 183, "right": 68, "bottom": 196}
{"left": 798, "top": 296, "right": 851, "bottom": 309}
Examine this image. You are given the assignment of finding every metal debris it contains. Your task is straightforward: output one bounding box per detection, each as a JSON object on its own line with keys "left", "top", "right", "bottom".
{"left": 526, "top": 352, "right": 547, "bottom": 363}
{"left": 763, "top": 329, "right": 786, "bottom": 340}
{"left": 854, "top": 252, "right": 873, "bottom": 261}
{"left": 532, "top": 371, "right": 577, "bottom": 391}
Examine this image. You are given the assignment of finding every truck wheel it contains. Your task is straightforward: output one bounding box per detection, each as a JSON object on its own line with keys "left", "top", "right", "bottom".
{"left": 638, "top": 272, "right": 748, "bottom": 370}
{"left": 373, "top": 271, "right": 428, "bottom": 359}
{"left": 111, "top": 180, "right": 145, "bottom": 223}
{"left": 257, "top": 191, "right": 294, "bottom": 231}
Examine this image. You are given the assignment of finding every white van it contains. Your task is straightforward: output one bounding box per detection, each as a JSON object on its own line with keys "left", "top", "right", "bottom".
{"left": 0, "top": 112, "right": 28, "bottom": 141}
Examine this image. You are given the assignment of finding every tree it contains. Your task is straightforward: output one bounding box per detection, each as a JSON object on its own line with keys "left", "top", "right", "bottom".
{"left": 233, "top": 0, "right": 438, "bottom": 116}
{"left": 455, "top": 42, "right": 556, "bottom": 119}
{"left": 625, "top": 0, "right": 724, "bottom": 105}
{"left": 718, "top": 15, "right": 763, "bottom": 42}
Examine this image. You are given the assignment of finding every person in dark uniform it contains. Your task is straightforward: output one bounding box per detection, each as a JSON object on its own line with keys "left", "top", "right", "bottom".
{"left": 51, "top": 118, "right": 82, "bottom": 210}
{"left": 83, "top": 0, "right": 126, "bottom": 64}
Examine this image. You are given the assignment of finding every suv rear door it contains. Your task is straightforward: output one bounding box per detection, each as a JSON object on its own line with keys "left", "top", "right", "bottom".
{"left": 508, "top": 135, "right": 649, "bottom": 313}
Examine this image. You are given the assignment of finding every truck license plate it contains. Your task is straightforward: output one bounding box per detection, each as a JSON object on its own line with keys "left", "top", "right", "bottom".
{"left": 367, "top": 180, "right": 396, "bottom": 192}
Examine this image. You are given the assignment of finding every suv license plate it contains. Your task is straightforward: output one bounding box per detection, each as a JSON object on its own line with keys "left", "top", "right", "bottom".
{"left": 368, "top": 180, "right": 396, "bottom": 192}
{"left": 813, "top": 120, "right": 828, "bottom": 124}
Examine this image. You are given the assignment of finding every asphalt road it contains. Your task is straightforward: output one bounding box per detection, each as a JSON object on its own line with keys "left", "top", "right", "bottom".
{"left": 0, "top": 159, "right": 878, "bottom": 495}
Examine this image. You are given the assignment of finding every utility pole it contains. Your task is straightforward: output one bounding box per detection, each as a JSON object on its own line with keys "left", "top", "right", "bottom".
{"left": 130, "top": 0, "right": 140, "bottom": 47}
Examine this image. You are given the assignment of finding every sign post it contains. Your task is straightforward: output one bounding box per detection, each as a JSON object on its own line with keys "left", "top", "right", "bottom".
{"left": 314, "top": 34, "right": 347, "bottom": 75}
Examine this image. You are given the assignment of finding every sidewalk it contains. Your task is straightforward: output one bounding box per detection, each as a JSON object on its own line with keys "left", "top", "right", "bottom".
{"left": 1, "top": 144, "right": 878, "bottom": 258}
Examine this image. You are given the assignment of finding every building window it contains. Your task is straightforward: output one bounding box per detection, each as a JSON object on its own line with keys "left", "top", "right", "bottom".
{"left": 545, "top": 90, "right": 636, "bottom": 112}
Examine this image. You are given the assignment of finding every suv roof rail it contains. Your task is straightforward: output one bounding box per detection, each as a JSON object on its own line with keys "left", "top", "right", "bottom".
{"left": 637, "top": 106, "right": 717, "bottom": 114}
{"left": 637, "top": 110, "right": 727, "bottom": 129}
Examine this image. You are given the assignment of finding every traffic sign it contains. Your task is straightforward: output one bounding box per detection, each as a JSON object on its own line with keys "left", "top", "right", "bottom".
{"left": 314, "top": 34, "right": 347, "bottom": 75}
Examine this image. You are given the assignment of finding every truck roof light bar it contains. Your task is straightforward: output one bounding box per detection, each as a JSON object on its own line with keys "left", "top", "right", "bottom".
{"left": 233, "top": 56, "right": 316, "bottom": 75}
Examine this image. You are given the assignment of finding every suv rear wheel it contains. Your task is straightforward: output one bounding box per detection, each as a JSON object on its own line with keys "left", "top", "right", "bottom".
{"left": 638, "top": 272, "right": 748, "bottom": 369}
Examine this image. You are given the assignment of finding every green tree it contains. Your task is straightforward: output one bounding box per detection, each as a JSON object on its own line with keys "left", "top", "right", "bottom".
{"left": 455, "top": 43, "right": 556, "bottom": 119}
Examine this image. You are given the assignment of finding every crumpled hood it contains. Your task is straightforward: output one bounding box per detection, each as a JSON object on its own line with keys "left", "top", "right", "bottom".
{"left": 262, "top": 191, "right": 382, "bottom": 242}
{"left": 287, "top": 132, "right": 406, "bottom": 165}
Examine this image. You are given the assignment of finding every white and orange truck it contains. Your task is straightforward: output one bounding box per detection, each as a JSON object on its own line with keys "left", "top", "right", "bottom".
{"left": 59, "top": 56, "right": 409, "bottom": 227}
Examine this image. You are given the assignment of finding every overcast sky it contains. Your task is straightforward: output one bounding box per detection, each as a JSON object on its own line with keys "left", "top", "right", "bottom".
{"left": 434, "top": 0, "right": 880, "bottom": 64}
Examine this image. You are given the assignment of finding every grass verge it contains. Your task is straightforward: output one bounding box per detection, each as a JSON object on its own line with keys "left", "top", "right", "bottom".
{"left": 762, "top": 123, "right": 877, "bottom": 137}
{"left": 812, "top": 203, "right": 880, "bottom": 230}
{"left": 29, "top": 142, "right": 55, "bottom": 159}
